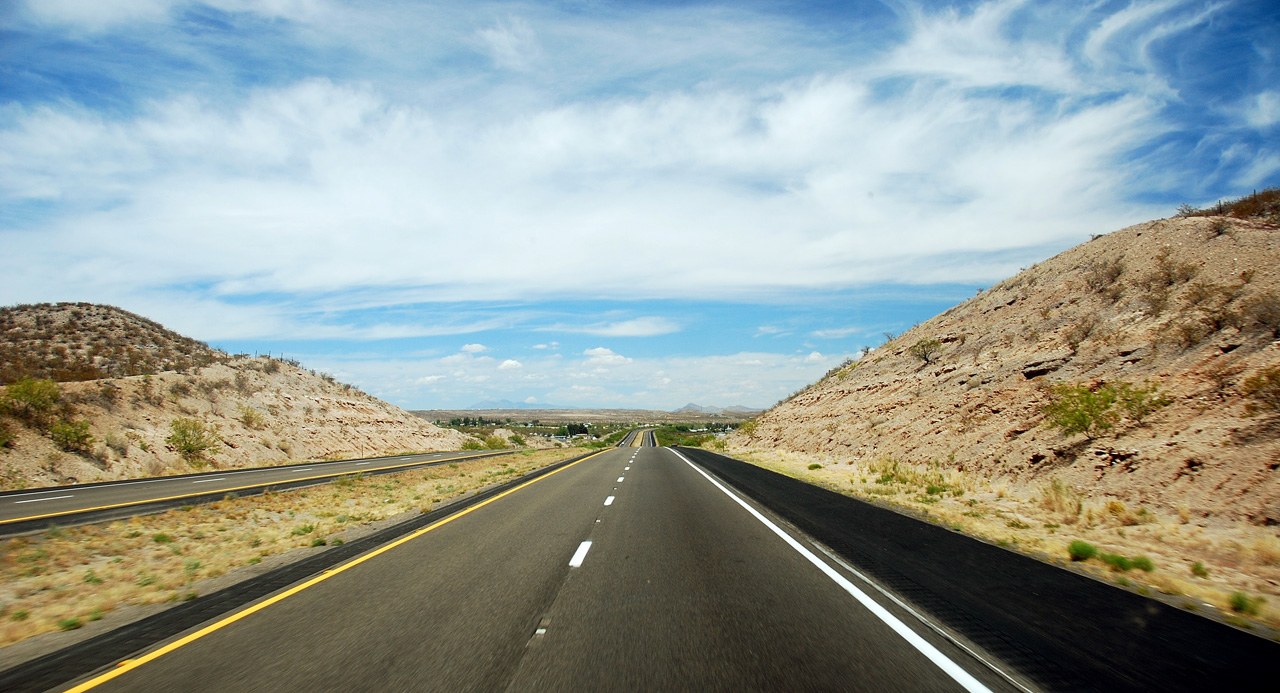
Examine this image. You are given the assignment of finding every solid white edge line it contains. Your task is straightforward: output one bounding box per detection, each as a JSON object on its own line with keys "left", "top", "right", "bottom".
{"left": 668, "top": 448, "right": 992, "bottom": 693}
{"left": 569, "top": 540, "right": 592, "bottom": 567}
{"left": 811, "top": 544, "right": 1035, "bottom": 693}
{"left": 604, "top": 496, "right": 615, "bottom": 506}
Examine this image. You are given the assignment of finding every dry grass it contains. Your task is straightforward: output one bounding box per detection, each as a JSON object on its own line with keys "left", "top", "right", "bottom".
{"left": 0, "top": 447, "right": 584, "bottom": 647}
{"left": 727, "top": 445, "right": 1280, "bottom": 631}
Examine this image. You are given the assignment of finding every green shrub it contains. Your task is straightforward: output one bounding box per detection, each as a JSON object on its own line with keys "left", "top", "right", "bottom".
{"left": 2, "top": 378, "right": 61, "bottom": 427}
{"left": 509, "top": 434, "right": 526, "bottom": 446}
{"left": 1229, "top": 591, "right": 1265, "bottom": 615}
{"left": 165, "top": 417, "right": 221, "bottom": 466}
{"left": 1132, "top": 556, "right": 1155, "bottom": 572}
{"left": 460, "top": 439, "right": 484, "bottom": 451}
{"left": 482, "top": 435, "right": 507, "bottom": 450}
{"left": 1068, "top": 540, "right": 1097, "bottom": 561}
{"left": 152, "top": 533, "right": 174, "bottom": 543}
{"left": 1100, "top": 553, "right": 1133, "bottom": 571}
{"left": 909, "top": 338, "right": 943, "bottom": 365}
{"left": 237, "top": 404, "right": 265, "bottom": 429}
{"left": 1114, "top": 382, "right": 1170, "bottom": 423}
{"left": 1044, "top": 383, "right": 1118, "bottom": 439}
{"left": 1191, "top": 561, "right": 1209, "bottom": 578}
{"left": 50, "top": 419, "right": 94, "bottom": 452}
{"left": 807, "top": 463, "right": 822, "bottom": 470}
{"left": 57, "top": 617, "right": 82, "bottom": 631}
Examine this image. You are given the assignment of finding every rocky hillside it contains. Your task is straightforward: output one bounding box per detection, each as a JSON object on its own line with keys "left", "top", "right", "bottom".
{"left": 0, "top": 304, "right": 469, "bottom": 489}
{"left": 732, "top": 212, "right": 1280, "bottom": 526}
{"left": 0, "top": 303, "right": 221, "bottom": 383}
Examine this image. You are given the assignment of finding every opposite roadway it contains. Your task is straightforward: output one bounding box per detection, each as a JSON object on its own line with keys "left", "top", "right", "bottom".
{"left": 55, "top": 438, "right": 1017, "bottom": 692}
{"left": 0, "top": 450, "right": 508, "bottom": 533}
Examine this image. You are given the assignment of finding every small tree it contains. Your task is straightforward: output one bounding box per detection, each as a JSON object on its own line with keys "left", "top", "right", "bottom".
{"left": 50, "top": 420, "right": 94, "bottom": 452}
{"left": 1043, "top": 382, "right": 1118, "bottom": 439}
{"left": 908, "top": 338, "right": 943, "bottom": 365}
{"left": 3, "top": 378, "right": 62, "bottom": 428}
{"left": 166, "top": 417, "right": 221, "bottom": 467}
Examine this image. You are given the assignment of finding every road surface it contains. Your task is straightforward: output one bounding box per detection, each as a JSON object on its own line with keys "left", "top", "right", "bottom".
{"left": 53, "top": 443, "right": 1014, "bottom": 692}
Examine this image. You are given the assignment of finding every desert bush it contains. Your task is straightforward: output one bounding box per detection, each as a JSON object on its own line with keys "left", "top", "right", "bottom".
{"left": 167, "top": 381, "right": 192, "bottom": 398}
{"left": 908, "top": 338, "right": 943, "bottom": 365}
{"left": 1229, "top": 591, "right": 1266, "bottom": 616}
{"left": 2, "top": 378, "right": 61, "bottom": 427}
{"left": 1038, "top": 478, "right": 1082, "bottom": 516}
{"left": 1083, "top": 259, "right": 1124, "bottom": 291}
{"left": 737, "top": 420, "right": 758, "bottom": 437}
{"left": 104, "top": 432, "right": 129, "bottom": 456}
{"left": 482, "top": 435, "right": 508, "bottom": 450}
{"left": 1043, "top": 382, "right": 1118, "bottom": 439}
{"left": 1068, "top": 540, "right": 1097, "bottom": 561}
{"left": 1114, "top": 381, "right": 1170, "bottom": 423}
{"left": 1100, "top": 553, "right": 1134, "bottom": 571}
{"left": 1191, "top": 561, "right": 1209, "bottom": 577}
{"left": 1238, "top": 292, "right": 1280, "bottom": 336}
{"left": 1063, "top": 316, "right": 1097, "bottom": 351}
{"left": 1132, "top": 556, "right": 1155, "bottom": 572}
{"left": 262, "top": 359, "right": 280, "bottom": 375}
{"left": 508, "top": 434, "right": 526, "bottom": 446}
{"left": 1242, "top": 366, "right": 1280, "bottom": 415}
{"left": 1142, "top": 250, "right": 1198, "bottom": 290}
{"left": 237, "top": 404, "right": 265, "bottom": 430}
{"left": 50, "top": 420, "right": 94, "bottom": 452}
{"left": 460, "top": 439, "right": 484, "bottom": 451}
{"left": 166, "top": 418, "right": 221, "bottom": 466}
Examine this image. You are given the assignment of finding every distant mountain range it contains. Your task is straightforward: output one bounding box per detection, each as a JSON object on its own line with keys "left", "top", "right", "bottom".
{"left": 466, "top": 399, "right": 577, "bottom": 410}
{"left": 672, "top": 403, "right": 762, "bottom": 414}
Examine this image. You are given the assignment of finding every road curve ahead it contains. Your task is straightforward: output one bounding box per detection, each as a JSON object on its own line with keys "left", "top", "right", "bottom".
{"left": 0, "top": 450, "right": 509, "bottom": 536}
{"left": 58, "top": 446, "right": 1015, "bottom": 693}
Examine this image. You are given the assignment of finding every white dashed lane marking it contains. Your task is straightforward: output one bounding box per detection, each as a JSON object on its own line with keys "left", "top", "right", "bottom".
{"left": 13, "top": 495, "right": 73, "bottom": 504}
{"left": 604, "top": 496, "right": 615, "bottom": 506}
{"left": 569, "top": 540, "right": 592, "bottom": 568}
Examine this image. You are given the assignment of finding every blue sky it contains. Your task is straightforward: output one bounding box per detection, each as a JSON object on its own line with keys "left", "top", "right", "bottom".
{"left": 2, "top": 0, "right": 1277, "bottom": 410}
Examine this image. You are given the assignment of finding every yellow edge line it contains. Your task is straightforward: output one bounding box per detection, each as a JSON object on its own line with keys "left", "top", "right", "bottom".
{"left": 65, "top": 448, "right": 610, "bottom": 693}
{"left": 1, "top": 452, "right": 508, "bottom": 525}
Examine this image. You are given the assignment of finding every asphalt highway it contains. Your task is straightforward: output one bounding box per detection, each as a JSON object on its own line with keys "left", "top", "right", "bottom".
{"left": 56, "top": 444, "right": 1017, "bottom": 692}
{"left": 0, "top": 450, "right": 508, "bottom": 534}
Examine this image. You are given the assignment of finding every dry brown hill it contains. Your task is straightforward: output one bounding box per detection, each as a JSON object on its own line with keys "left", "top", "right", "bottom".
{"left": 725, "top": 203, "right": 1280, "bottom": 626}
{"left": 0, "top": 304, "right": 469, "bottom": 488}
{"left": 733, "top": 213, "right": 1280, "bottom": 523}
{"left": 0, "top": 303, "right": 222, "bottom": 383}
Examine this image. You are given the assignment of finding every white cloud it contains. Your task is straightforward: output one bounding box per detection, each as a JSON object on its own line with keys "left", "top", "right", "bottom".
{"left": 804, "top": 351, "right": 825, "bottom": 363}
{"left": 476, "top": 18, "right": 541, "bottom": 71}
{"left": 550, "top": 317, "right": 680, "bottom": 337}
{"left": 583, "top": 347, "right": 632, "bottom": 365}
{"left": 415, "top": 374, "right": 444, "bottom": 384}
{"left": 461, "top": 343, "right": 489, "bottom": 353}
{"left": 1244, "top": 91, "right": 1280, "bottom": 129}
{"left": 498, "top": 359, "right": 522, "bottom": 370}
{"left": 811, "top": 326, "right": 861, "bottom": 339}
{"left": 22, "top": 0, "right": 176, "bottom": 30}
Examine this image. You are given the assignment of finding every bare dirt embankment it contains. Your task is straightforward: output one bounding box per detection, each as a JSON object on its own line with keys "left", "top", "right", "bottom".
{"left": 0, "top": 303, "right": 470, "bottom": 489}
{"left": 728, "top": 209, "right": 1280, "bottom": 628}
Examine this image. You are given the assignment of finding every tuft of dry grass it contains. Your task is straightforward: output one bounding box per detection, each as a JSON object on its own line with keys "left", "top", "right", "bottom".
{"left": 0, "top": 447, "right": 583, "bottom": 647}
